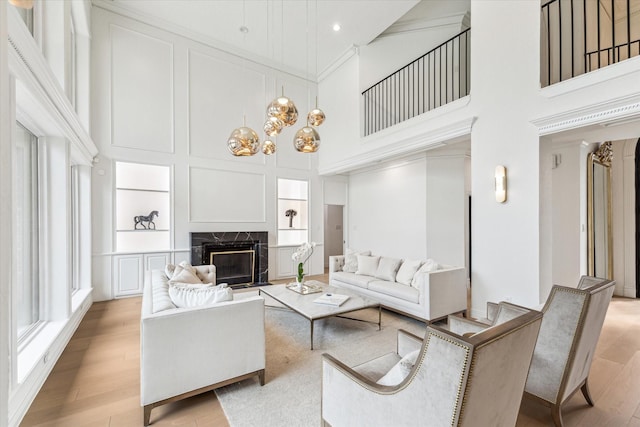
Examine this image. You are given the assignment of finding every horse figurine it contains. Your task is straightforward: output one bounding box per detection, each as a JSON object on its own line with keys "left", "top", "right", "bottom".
{"left": 134, "top": 210, "right": 159, "bottom": 230}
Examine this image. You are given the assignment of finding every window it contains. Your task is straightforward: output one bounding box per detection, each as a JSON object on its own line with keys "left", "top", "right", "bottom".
{"left": 14, "top": 122, "right": 39, "bottom": 338}
{"left": 70, "top": 166, "right": 80, "bottom": 292}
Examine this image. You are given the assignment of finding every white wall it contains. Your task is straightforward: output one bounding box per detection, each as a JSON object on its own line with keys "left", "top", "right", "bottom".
{"left": 425, "top": 153, "right": 468, "bottom": 268}
{"left": 546, "top": 142, "right": 586, "bottom": 293}
{"left": 347, "top": 149, "right": 468, "bottom": 266}
{"left": 90, "top": 6, "right": 325, "bottom": 300}
{"left": 469, "top": 0, "right": 542, "bottom": 311}
{"left": 348, "top": 157, "right": 428, "bottom": 258}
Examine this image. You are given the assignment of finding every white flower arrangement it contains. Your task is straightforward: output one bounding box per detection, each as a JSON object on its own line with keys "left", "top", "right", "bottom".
{"left": 292, "top": 241, "right": 316, "bottom": 282}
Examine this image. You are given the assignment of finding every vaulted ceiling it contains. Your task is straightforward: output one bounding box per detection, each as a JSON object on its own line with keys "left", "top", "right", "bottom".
{"left": 94, "top": 0, "right": 421, "bottom": 80}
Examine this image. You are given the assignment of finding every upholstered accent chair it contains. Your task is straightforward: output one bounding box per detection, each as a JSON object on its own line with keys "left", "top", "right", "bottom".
{"left": 522, "top": 277, "right": 615, "bottom": 427}
{"left": 321, "top": 304, "right": 542, "bottom": 427}
{"left": 447, "top": 301, "right": 531, "bottom": 335}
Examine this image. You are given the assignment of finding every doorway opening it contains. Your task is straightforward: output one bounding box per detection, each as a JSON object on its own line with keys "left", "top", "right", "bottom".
{"left": 324, "top": 205, "right": 344, "bottom": 272}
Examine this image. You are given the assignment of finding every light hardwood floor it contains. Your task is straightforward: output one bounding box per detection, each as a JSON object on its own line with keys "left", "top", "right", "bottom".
{"left": 21, "top": 276, "right": 640, "bottom": 426}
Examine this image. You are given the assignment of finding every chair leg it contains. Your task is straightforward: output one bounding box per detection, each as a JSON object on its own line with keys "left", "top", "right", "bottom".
{"left": 143, "top": 404, "right": 153, "bottom": 426}
{"left": 551, "top": 404, "right": 564, "bottom": 427}
{"left": 581, "top": 379, "right": 595, "bottom": 406}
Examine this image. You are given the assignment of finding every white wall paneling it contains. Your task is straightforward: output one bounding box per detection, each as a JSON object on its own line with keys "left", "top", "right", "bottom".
{"left": 189, "top": 167, "right": 266, "bottom": 222}
{"left": 188, "top": 49, "right": 266, "bottom": 162}
{"left": 144, "top": 252, "right": 171, "bottom": 283}
{"left": 91, "top": 5, "right": 323, "bottom": 295}
{"left": 276, "top": 246, "right": 296, "bottom": 279}
{"left": 113, "top": 254, "right": 144, "bottom": 296}
{"left": 110, "top": 24, "right": 174, "bottom": 153}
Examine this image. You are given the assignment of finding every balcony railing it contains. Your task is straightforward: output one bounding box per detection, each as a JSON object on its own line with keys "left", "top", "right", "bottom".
{"left": 362, "top": 28, "right": 471, "bottom": 137}
{"left": 542, "top": 0, "right": 640, "bottom": 86}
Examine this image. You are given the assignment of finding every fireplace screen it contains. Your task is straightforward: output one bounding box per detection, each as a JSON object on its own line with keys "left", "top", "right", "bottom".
{"left": 210, "top": 249, "right": 255, "bottom": 286}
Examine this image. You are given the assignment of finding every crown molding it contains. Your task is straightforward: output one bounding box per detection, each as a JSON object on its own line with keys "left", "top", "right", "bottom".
{"left": 319, "top": 112, "right": 475, "bottom": 176}
{"left": 379, "top": 11, "right": 469, "bottom": 38}
{"left": 317, "top": 45, "right": 358, "bottom": 82}
{"left": 532, "top": 93, "right": 640, "bottom": 136}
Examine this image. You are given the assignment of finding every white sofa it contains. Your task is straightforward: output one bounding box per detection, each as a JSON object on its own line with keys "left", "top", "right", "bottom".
{"left": 141, "top": 268, "right": 266, "bottom": 426}
{"left": 329, "top": 255, "right": 467, "bottom": 322}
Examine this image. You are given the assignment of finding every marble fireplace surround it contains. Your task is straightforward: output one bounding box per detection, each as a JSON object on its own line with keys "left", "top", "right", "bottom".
{"left": 190, "top": 232, "right": 269, "bottom": 287}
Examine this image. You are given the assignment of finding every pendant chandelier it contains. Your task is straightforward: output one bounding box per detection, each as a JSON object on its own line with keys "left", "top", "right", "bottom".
{"left": 227, "top": 120, "right": 260, "bottom": 156}
{"left": 293, "top": 125, "right": 320, "bottom": 153}
{"left": 292, "top": 0, "right": 325, "bottom": 153}
{"left": 266, "top": 93, "right": 298, "bottom": 127}
{"left": 262, "top": 138, "right": 277, "bottom": 155}
{"left": 227, "top": 1, "right": 262, "bottom": 157}
{"left": 226, "top": 0, "right": 325, "bottom": 157}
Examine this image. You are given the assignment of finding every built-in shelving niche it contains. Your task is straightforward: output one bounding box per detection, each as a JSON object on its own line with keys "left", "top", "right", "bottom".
{"left": 277, "top": 178, "right": 308, "bottom": 246}
{"left": 115, "top": 161, "right": 170, "bottom": 252}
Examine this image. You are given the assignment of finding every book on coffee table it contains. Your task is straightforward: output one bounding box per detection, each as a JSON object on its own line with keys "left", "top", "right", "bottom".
{"left": 314, "top": 293, "right": 349, "bottom": 307}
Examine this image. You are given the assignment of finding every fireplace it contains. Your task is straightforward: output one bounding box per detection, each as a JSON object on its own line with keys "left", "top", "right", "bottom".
{"left": 191, "top": 232, "right": 269, "bottom": 288}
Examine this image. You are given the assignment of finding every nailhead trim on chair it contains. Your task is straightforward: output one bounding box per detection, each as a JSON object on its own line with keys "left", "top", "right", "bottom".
{"left": 457, "top": 315, "right": 541, "bottom": 426}
{"left": 421, "top": 330, "right": 471, "bottom": 427}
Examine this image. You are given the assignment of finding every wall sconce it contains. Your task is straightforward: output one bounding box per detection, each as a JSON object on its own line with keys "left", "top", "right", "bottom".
{"left": 495, "top": 166, "right": 507, "bottom": 203}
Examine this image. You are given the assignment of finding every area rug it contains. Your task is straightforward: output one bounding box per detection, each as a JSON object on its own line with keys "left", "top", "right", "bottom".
{"left": 214, "top": 294, "right": 426, "bottom": 426}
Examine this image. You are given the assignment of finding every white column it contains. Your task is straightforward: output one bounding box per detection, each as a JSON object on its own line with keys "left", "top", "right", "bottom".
{"left": 470, "top": 0, "right": 542, "bottom": 315}
{"left": 0, "top": 1, "right": 12, "bottom": 424}
{"left": 39, "top": 137, "right": 71, "bottom": 321}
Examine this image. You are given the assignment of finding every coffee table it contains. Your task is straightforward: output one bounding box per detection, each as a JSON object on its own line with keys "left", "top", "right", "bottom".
{"left": 259, "top": 281, "right": 381, "bottom": 350}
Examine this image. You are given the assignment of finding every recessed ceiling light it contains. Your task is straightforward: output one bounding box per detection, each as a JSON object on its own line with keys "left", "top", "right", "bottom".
{"left": 332, "top": 23, "right": 341, "bottom": 32}
{"left": 239, "top": 26, "right": 249, "bottom": 34}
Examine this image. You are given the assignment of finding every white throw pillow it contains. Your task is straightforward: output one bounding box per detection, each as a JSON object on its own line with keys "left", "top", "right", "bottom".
{"left": 169, "top": 261, "right": 202, "bottom": 284}
{"left": 169, "top": 283, "right": 233, "bottom": 308}
{"left": 410, "top": 259, "right": 440, "bottom": 288}
{"left": 377, "top": 350, "right": 420, "bottom": 386}
{"left": 396, "top": 259, "right": 424, "bottom": 286}
{"left": 151, "top": 270, "right": 176, "bottom": 313}
{"left": 356, "top": 255, "right": 380, "bottom": 276}
{"left": 375, "top": 257, "right": 403, "bottom": 282}
{"left": 343, "top": 248, "right": 371, "bottom": 273}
